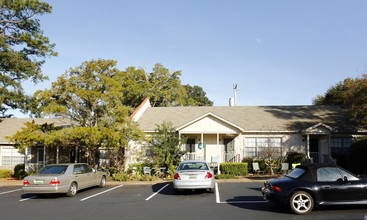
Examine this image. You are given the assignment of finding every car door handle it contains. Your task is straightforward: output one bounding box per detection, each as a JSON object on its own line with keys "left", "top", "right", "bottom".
{"left": 322, "top": 185, "right": 331, "bottom": 189}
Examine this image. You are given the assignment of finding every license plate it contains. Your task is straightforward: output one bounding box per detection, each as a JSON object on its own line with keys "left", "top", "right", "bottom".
{"left": 35, "top": 180, "right": 44, "bottom": 184}
{"left": 189, "top": 175, "right": 197, "bottom": 179}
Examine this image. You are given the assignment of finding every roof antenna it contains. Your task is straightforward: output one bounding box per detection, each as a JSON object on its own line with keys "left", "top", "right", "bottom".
{"left": 229, "top": 83, "right": 238, "bottom": 106}
{"left": 233, "top": 83, "right": 238, "bottom": 106}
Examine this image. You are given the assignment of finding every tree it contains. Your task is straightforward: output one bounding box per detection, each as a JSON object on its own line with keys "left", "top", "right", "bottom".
{"left": 117, "top": 64, "right": 213, "bottom": 108}
{"left": 313, "top": 75, "right": 367, "bottom": 127}
{"left": 0, "top": 0, "right": 56, "bottom": 117}
{"left": 6, "top": 120, "right": 57, "bottom": 153}
{"left": 150, "top": 122, "right": 187, "bottom": 175}
{"left": 183, "top": 84, "right": 213, "bottom": 106}
{"left": 22, "top": 59, "right": 144, "bottom": 167}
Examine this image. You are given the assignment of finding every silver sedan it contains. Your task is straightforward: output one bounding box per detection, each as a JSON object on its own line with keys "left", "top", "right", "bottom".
{"left": 22, "top": 163, "right": 108, "bottom": 197}
{"left": 173, "top": 160, "right": 215, "bottom": 193}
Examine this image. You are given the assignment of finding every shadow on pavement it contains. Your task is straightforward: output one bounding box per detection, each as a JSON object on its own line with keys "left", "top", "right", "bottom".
{"left": 151, "top": 182, "right": 213, "bottom": 196}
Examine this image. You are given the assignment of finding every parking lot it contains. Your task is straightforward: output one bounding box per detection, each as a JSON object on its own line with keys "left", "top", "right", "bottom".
{"left": 0, "top": 182, "right": 366, "bottom": 219}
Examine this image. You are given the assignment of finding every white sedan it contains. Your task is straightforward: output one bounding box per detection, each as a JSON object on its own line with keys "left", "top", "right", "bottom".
{"left": 173, "top": 160, "right": 215, "bottom": 193}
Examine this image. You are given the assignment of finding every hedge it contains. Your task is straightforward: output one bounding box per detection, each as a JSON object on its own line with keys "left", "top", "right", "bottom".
{"left": 349, "top": 138, "right": 367, "bottom": 175}
{"left": 0, "top": 170, "right": 12, "bottom": 178}
{"left": 220, "top": 163, "right": 248, "bottom": 176}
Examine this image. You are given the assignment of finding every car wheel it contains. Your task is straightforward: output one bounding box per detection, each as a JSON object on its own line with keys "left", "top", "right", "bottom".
{"left": 99, "top": 176, "right": 107, "bottom": 188}
{"left": 208, "top": 186, "right": 215, "bottom": 193}
{"left": 66, "top": 182, "right": 77, "bottom": 197}
{"left": 173, "top": 188, "right": 180, "bottom": 194}
{"left": 290, "top": 191, "right": 314, "bottom": 215}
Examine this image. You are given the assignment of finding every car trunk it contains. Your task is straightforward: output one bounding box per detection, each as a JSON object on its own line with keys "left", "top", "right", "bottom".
{"left": 178, "top": 170, "right": 207, "bottom": 181}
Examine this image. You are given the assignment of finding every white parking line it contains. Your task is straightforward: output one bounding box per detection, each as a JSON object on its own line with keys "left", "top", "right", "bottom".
{"left": 0, "top": 188, "right": 22, "bottom": 195}
{"left": 80, "top": 185, "right": 124, "bottom": 201}
{"left": 215, "top": 182, "right": 267, "bottom": 204}
{"left": 19, "top": 196, "right": 37, "bottom": 202}
{"left": 215, "top": 183, "right": 220, "bottom": 203}
{"left": 145, "top": 184, "right": 169, "bottom": 201}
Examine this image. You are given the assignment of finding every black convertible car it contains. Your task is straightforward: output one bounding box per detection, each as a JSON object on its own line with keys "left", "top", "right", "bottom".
{"left": 261, "top": 163, "right": 367, "bottom": 214}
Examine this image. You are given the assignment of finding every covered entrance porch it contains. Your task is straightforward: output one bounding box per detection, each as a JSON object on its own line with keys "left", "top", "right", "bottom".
{"left": 177, "top": 112, "right": 245, "bottom": 165}
{"left": 304, "top": 123, "right": 335, "bottom": 164}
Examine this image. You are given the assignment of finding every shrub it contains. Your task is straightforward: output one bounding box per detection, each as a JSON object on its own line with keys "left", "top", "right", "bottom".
{"left": 113, "top": 172, "right": 134, "bottom": 181}
{"left": 13, "top": 164, "right": 25, "bottom": 179}
{"left": 286, "top": 152, "right": 306, "bottom": 164}
{"left": 349, "top": 138, "right": 367, "bottom": 175}
{"left": 215, "top": 174, "right": 237, "bottom": 179}
{"left": 220, "top": 163, "right": 248, "bottom": 176}
{"left": 0, "top": 170, "right": 12, "bottom": 178}
{"left": 241, "top": 158, "right": 253, "bottom": 173}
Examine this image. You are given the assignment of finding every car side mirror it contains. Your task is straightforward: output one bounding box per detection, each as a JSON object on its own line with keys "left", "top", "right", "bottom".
{"left": 343, "top": 176, "right": 348, "bottom": 182}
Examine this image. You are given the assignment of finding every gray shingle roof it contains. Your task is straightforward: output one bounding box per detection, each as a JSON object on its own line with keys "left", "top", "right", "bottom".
{"left": 0, "top": 118, "right": 70, "bottom": 143}
{"left": 137, "top": 105, "right": 362, "bottom": 132}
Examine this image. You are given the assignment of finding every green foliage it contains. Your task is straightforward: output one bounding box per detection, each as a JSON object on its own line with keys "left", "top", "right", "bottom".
{"left": 286, "top": 152, "right": 306, "bottom": 164}
{"left": 183, "top": 85, "right": 213, "bottom": 106}
{"left": 220, "top": 163, "right": 248, "bottom": 176}
{"left": 150, "top": 122, "right": 187, "bottom": 171}
{"left": 6, "top": 121, "right": 58, "bottom": 153}
{"left": 117, "top": 64, "right": 213, "bottom": 108}
{"left": 313, "top": 75, "right": 367, "bottom": 127}
{"left": 13, "top": 163, "right": 25, "bottom": 179}
{"left": 215, "top": 174, "right": 238, "bottom": 179}
{"left": 0, "top": 0, "right": 57, "bottom": 117}
{"left": 241, "top": 157, "right": 254, "bottom": 173}
{"left": 349, "top": 138, "right": 367, "bottom": 174}
{"left": 11, "top": 59, "right": 145, "bottom": 168}
{"left": 0, "top": 170, "right": 12, "bottom": 178}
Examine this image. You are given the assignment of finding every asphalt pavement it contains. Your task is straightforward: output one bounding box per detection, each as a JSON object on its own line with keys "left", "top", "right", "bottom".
{"left": 1, "top": 180, "right": 367, "bottom": 220}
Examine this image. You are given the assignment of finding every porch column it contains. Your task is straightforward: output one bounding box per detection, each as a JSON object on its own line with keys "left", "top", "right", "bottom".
{"left": 306, "top": 134, "right": 310, "bottom": 158}
{"left": 217, "top": 133, "right": 221, "bottom": 174}
{"left": 201, "top": 133, "right": 205, "bottom": 161}
{"left": 24, "top": 147, "right": 28, "bottom": 172}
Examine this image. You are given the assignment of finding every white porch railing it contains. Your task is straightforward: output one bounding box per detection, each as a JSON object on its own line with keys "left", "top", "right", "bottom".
{"left": 182, "top": 152, "right": 240, "bottom": 163}
{"left": 222, "top": 151, "right": 240, "bottom": 163}
{"left": 182, "top": 152, "right": 204, "bottom": 161}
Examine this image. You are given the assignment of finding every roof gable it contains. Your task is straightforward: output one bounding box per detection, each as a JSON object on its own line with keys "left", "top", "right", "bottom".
{"left": 177, "top": 112, "right": 244, "bottom": 134}
{"left": 303, "top": 123, "right": 335, "bottom": 134}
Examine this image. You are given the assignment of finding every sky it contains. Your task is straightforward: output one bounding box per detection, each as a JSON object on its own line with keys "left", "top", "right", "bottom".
{"left": 13, "top": 0, "right": 367, "bottom": 117}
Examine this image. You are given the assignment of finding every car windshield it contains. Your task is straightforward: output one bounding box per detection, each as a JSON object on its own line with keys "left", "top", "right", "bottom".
{"left": 178, "top": 162, "right": 208, "bottom": 170}
{"left": 285, "top": 168, "right": 305, "bottom": 179}
{"left": 38, "top": 165, "right": 68, "bottom": 175}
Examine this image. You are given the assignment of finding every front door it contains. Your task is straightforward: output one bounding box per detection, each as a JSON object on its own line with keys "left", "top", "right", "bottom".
{"left": 310, "top": 139, "right": 319, "bottom": 163}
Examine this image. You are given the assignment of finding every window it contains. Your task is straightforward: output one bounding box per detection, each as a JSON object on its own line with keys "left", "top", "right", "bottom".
{"left": 38, "top": 165, "right": 68, "bottom": 175}
{"left": 330, "top": 137, "right": 353, "bottom": 154}
{"left": 178, "top": 162, "right": 209, "bottom": 170}
{"left": 83, "top": 164, "right": 93, "bottom": 173}
{"left": 338, "top": 168, "right": 359, "bottom": 181}
{"left": 317, "top": 167, "right": 342, "bottom": 182}
{"left": 286, "top": 168, "right": 305, "bottom": 179}
{"left": 244, "top": 137, "right": 282, "bottom": 158}
{"left": 1, "top": 147, "right": 24, "bottom": 165}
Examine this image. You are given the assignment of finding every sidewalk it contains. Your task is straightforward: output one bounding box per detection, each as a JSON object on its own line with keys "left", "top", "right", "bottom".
{"left": 0, "top": 176, "right": 273, "bottom": 187}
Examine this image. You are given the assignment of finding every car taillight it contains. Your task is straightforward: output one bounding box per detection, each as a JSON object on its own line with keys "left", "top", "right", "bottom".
{"left": 23, "top": 180, "right": 30, "bottom": 185}
{"left": 174, "top": 173, "right": 181, "bottom": 180}
{"left": 50, "top": 178, "right": 60, "bottom": 185}
{"left": 205, "top": 172, "right": 213, "bottom": 179}
{"left": 271, "top": 186, "right": 281, "bottom": 192}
